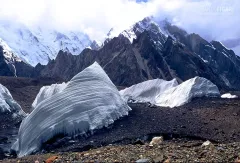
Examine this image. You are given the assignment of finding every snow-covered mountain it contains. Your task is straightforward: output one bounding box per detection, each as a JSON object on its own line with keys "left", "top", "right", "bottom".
{"left": 0, "top": 20, "right": 92, "bottom": 66}
{"left": 37, "top": 17, "right": 240, "bottom": 90}
{"left": 105, "top": 17, "right": 167, "bottom": 47}
{"left": 0, "top": 38, "right": 34, "bottom": 77}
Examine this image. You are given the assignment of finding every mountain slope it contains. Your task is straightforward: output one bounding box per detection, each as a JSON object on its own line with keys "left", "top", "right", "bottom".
{"left": 0, "top": 21, "right": 92, "bottom": 66}
{"left": 0, "top": 39, "right": 34, "bottom": 77}
{"left": 221, "top": 38, "right": 240, "bottom": 56}
{"left": 37, "top": 19, "right": 230, "bottom": 90}
{"left": 6, "top": 17, "right": 240, "bottom": 90}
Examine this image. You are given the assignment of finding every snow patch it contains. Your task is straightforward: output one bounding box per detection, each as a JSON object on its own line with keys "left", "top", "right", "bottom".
{"left": 205, "top": 44, "right": 216, "bottom": 50}
{"left": 198, "top": 55, "right": 208, "bottom": 63}
{"left": 121, "top": 30, "right": 137, "bottom": 43}
{"left": 0, "top": 38, "right": 21, "bottom": 62}
{"left": 14, "top": 62, "right": 131, "bottom": 157}
{"left": 221, "top": 93, "right": 238, "bottom": 99}
{"left": 218, "top": 41, "right": 230, "bottom": 50}
{"left": 222, "top": 52, "right": 229, "bottom": 58}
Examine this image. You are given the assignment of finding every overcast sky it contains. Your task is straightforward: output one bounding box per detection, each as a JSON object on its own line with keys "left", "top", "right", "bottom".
{"left": 0, "top": 0, "right": 239, "bottom": 41}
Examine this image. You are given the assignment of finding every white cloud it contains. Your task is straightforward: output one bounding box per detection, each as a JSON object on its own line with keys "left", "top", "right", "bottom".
{"left": 0, "top": 0, "right": 239, "bottom": 41}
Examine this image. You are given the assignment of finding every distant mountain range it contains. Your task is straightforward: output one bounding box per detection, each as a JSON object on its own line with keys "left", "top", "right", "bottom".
{"left": 0, "top": 20, "right": 97, "bottom": 66}
{"left": 1, "top": 17, "right": 240, "bottom": 90}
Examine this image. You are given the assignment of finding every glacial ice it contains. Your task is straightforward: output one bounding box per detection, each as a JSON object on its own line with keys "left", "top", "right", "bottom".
{"left": 31, "top": 82, "right": 68, "bottom": 110}
{"left": 0, "top": 83, "right": 25, "bottom": 116}
{"left": 119, "top": 78, "right": 178, "bottom": 103}
{"left": 14, "top": 62, "right": 131, "bottom": 157}
{"left": 121, "top": 77, "right": 220, "bottom": 108}
{"left": 155, "top": 77, "right": 220, "bottom": 108}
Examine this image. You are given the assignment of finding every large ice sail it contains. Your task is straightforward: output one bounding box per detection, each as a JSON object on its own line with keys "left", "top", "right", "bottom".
{"left": 14, "top": 62, "right": 131, "bottom": 157}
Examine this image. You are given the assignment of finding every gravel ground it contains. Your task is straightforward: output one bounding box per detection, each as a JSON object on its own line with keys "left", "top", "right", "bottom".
{"left": 2, "top": 139, "right": 240, "bottom": 162}
{"left": 1, "top": 77, "right": 240, "bottom": 162}
{"left": 40, "top": 97, "right": 240, "bottom": 155}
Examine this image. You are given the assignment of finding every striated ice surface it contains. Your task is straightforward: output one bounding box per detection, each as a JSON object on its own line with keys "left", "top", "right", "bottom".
{"left": 155, "top": 77, "right": 220, "bottom": 108}
{"left": 121, "top": 77, "right": 220, "bottom": 108}
{"left": 120, "top": 78, "right": 178, "bottom": 103}
{"left": 31, "top": 82, "right": 68, "bottom": 111}
{"left": 14, "top": 62, "right": 131, "bottom": 157}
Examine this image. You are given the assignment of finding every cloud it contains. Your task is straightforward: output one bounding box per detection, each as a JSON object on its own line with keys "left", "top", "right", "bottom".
{"left": 0, "top": 0, "right": 239, "bottom": 41}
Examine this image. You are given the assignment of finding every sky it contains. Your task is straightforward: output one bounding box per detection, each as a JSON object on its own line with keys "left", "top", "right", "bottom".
{"left": 0, "top": 0, "right": 239, "bottom": 41}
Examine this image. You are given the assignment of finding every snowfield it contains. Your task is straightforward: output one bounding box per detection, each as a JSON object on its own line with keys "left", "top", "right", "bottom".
{"left": 0, "top": 83, "right": 26, "bottom": 116}
{"left": 121, "top": 77, "right": 220, "bottom": 108}
{"left": 13, "top": 62, "right": 131, "bottom": 157}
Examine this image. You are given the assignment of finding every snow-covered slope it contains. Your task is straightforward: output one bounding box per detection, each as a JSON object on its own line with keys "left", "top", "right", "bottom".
{"left": 0, "top": 38, "right": 21, "bottom": 63}
{"left": 155, "top": 77, "right": 220, "bottom": 108}
{"left": 14, "top": 62, "right": 131, "bottom": 157}
{"left": 0, "top": 38, "right": 22, "bottom": 76}
{"left": 120, "top": 79, "right": 178, "bottom": 103}
{"left": 31, "top": 82, "right": 68, "bottom": 110}
{"left": 0, "top": 21, "right": 92, "bottom": 66}
{"left": 0, "top": 83, "right": 26, "bottom": 116}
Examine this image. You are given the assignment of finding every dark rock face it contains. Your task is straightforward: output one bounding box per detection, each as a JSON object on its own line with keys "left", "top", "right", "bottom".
{"left": 39, "top": 28, "right": 232, "bottom": 90}
{"left": 38, "top": 17, "right": 240, "bottom": 90}
{"left": 0, "top": 46, "right": 16, "bottom": 76}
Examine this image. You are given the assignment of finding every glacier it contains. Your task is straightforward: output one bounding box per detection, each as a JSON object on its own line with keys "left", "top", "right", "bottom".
{"left": 121, "top": 77, "right": 220, "bottom": 108}
{"left": 119, "top": 78, "right": 178, "bottom": 103}
{"left": 155, "top": 77, "right": 220, "bottom": 108}
{"left": 0, "top": 83, "right": 26, "bottom": 116}
{"left": 13, "top": 62, "right": 131, "bottom": 157}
